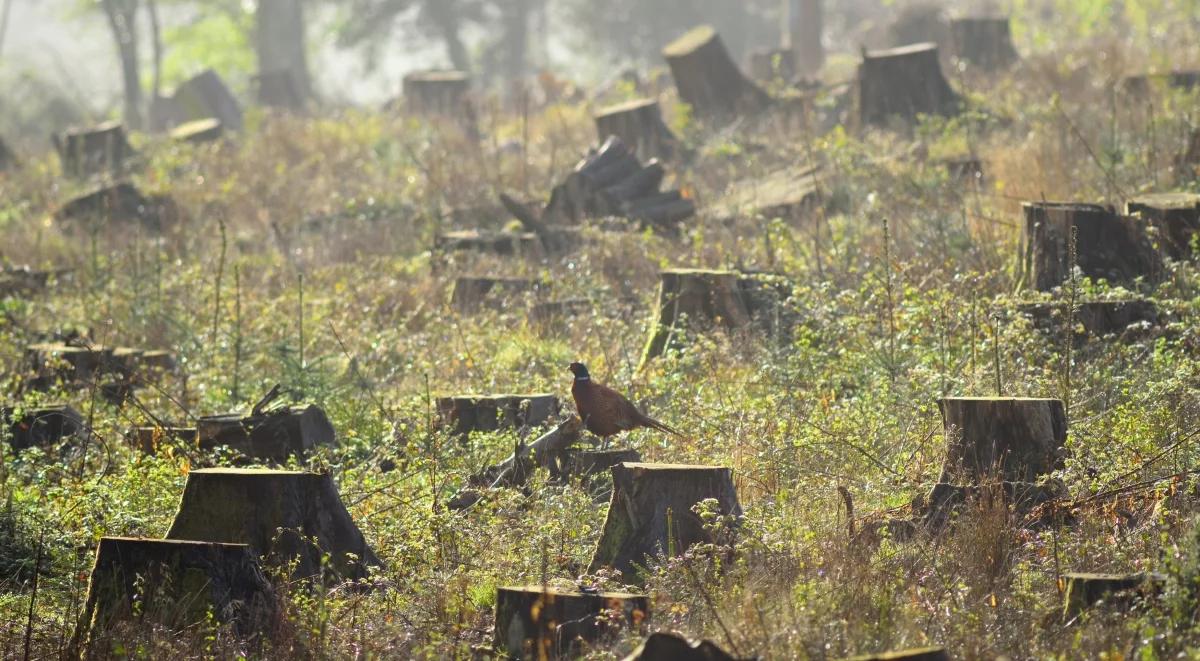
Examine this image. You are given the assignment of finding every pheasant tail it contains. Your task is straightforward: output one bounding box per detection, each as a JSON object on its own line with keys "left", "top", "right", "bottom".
{"left": 637, "top": 412, "right": 682, "bottom": 437}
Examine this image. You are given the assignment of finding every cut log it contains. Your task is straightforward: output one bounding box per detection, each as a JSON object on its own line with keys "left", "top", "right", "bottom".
{"left": 1018, "top": 300, "right": 1161, "bottom": 340}
{"left": 842, "top": 648, "right": 950, "bottom": 661}
{"left": 859, "top": 43, "right": 960, "bottom": 127}
{"left": 494, "top": 585, "right": 648, "bottom": 659}
{"left": 133, "top": 425, "right": 198, "bottom": 454}
{"left": 256, "top": 69, "right": 305, "bottom": 110}
{"left": 436, "top": 230, "right": 540, "bottom": 257}
{"left": 450, "top": 276, "right": 542, "bottom": 314}
{"left": 640, "top": 269, "right": 753, "bottom": 364}
{"left": 74, "top": 537, "right": 276, "bottom": 652}
{"left": 404, "top": 70, "right": 472, "bottom": 118}
{"left": 448, "top": 417, "right": 585, "bottom": 510}
{"left": 195, "top": 404, "right": 336, "bottom": 462}
{"left": 588, "top": 463, "right": 742, "bottom": 578}
{"left": 662, "top": 25, "right": 771, "bottom": 121}
{"left": 3, "top": 404, "right": 83, "bottom": 451}
{"left": 1126, "top": 193, "right": 1200, "bottom": 259}
{"left": 594, "top": 99, "right": 678, "bottom": 161}
{"left": 165, "top": 468, "right": 382, "bottom": 579}
{"left": 622, "top": 632, "right": 744, "bottom": 661}
{"left": 170, "top": 118, "right": 224, "bottom": 144}
{"left": 1062, "top": 572, "right": 1165, "bottom": 619}
{"left": 53, "top": 121, "right": 136, "bottom": 178}
{"left": 949, "top": 17, "right": 1019, "bottom": 71}
{"left": 436, "top": 394, "right": 561, "bottom": 435}
{"left": 169, "top": 69, "right": 243, "bottom": 131}
{"left": 1022, "top": 202, "right": 1163, "bottom": 291}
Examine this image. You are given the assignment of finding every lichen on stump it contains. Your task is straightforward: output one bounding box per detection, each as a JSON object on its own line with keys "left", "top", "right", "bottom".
{"left": 165, "top": 468, "right": 381, "bottom": 580}
{"left": 436, "top": 394, "right": 561, "bottom": 435}
{"left": 74, "top": 537, "right": 277, "bottom": 653}
{"left": 858, "top": 43, "right": 960, "bottom": 127}
{"left": 195, "top": 404, "right": 336, "bottom": 462}
{"left": 1126, "top": 193, "right": 1200, "bottom": 260}
{"left": 494, "top": 585, "right": 648, "bottom": 659}
{"left": 588, "top": 463, "right": 742, "bottom": 578}
{"left": 1022, "top": 202, "right": 1163, "bottom": 291}
{"left": 662, "top": 25, "right": 771, "bottom": 121}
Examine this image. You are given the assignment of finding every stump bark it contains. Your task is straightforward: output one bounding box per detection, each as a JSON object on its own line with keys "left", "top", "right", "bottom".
{"left": 662, "top": 25, "right": 771, "bottom": 121}
{"left": 75, "top": 537, "right": 275, "bottom": 652}
{"left": 1018, "top": 300, "right": 1161, "bottom": 340}
{"left": 170, "top": 118, "right": 225, "bottom": 144}
{"left": 1062, "top": 572, "right": 1164, "bottom": 619}
{"left": 170, "top": 69, "right": 243, "bottom": 132}
{"left": 949, "top": 17, "right": 1019, "bottom": 71}
{"left": 588, "top": 463, "right": 742, "bottom": 578}
{"left": 166, "top": 468, "right": 381, "bottom": 580}
{"left": 859, "top": 43, "right": 960, "bottom": 127}
{"left": 195, "top": 404, "right": 336, "bottom": 462}
{"left": 450, "top": 276, "right": 542, "bottom": 314}
{"left": 1022, "top": 202, "right": 1163, "bottom": 291}
{"left": 1126, "top": 193, "right": 1200, "bottom": 260}
{"left": 436, "top": 394, "right": 561, "bottom": 435}
{"left": 594, "top": 99, "right": 678, "bottom": 161}
{"left": 494, "top": 585, "right": 648, "bottom": 659}
{"left": 403, "top": 70, "right": 472, "bottom": 118}
{"left": 53, "top": 121, "right": 136, "bottom": 178}
{"left": 621, "top": 632, "right": 744, "bottom": 661}
{"left": 4, "top": 404, "right": 83, "bottom": 450}
{"left": 842, "top": 648, "right": 950, "bottom": 661}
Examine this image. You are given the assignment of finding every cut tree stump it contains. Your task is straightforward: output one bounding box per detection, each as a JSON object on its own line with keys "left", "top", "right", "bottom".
{"left": 622, "top": 632, "right": 744, "bottom": 661}
{"left": 404, "top": 70, "right": 472, "bottom": 118}
{"left": 588, "top": 463, "right": 742, "bottom": 578}
{"left": 594, "top": 99, "right": 679, "bottom": 161}
{"left": 195, "top": 404, "right": 336, "bottom": 462}
{"left": 1126, "top": 193, "right": 1200, "bottom": 259}
{"left": 0, "top": 136, "right": 16, "bottom": 171}
{"left": 1022, "top": 202, "right": 1163, "bottom": 291}
{"left": 165, "top": 468, "right": 382, "bottom": 579}
{"left": 54, "top": 183, "right": 179, "bottom": 230}
{"left": 530, "top": 299, "right": 591, "bottom": 334}
{"left": 435, "top": 230, "right": 540, "bottom": 257}
{"left": 436, "top": 394, "right": 561, "bottom": 435}
{"left": 859, "top": 43, "right": 960, "bottom": 127}
{"left": 949, "top": 17, "right": 1019, "bottom": 71}
{"left": 1062, "top": 572, "right": 1165, "bottom": 619}
{"left": 3, "top": 404, "right": 83, "bottom": 450}
{"left": 554, "top": 448, "right": 642, "bottom": 482}
{"left": 256, "top": 69, "right": 305, "bottom": 110}
{"left": 1018, "top": 300, "right": 1161, "bottom": 340}
{"left": 494, "top": 585, "right": 648, "bottom": 659}
{"left": 170, "top": 69, "right": 243, "bottom": 132}
{"left": 53, "top": 121, "right": 136, "bottom": 178}
{"left": 842, "top": 648, "right": 950, "bottom": 661}
{"left": 74, "top": 537, "right": 276, "bottom": 652}
{"left": 170, "top": 118, "right": 224, "bottom": 144}
{"left": 662, "top": 25, "right": 771, "bottom": 121}
{"left": 450, "top": 276, "right": 543, "bottom": 314}
{"left": 133, "top": 425, "right": 198, "bottom": 454}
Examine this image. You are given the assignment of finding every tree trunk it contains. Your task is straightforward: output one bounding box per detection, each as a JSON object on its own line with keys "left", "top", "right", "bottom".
{"left": 859, "top": 43, "right": 959, "bottom": 127}
{"left": 787, "top": 0, "right": 824, "bottom": 77}
{"left": 1126, "top": 193, "right": 1200, "bottom": 260}
{"left": 662, "top": 25, "right": 770, "bottom": 121}
{"left": 1022, "top": 201, "right": 1163, "bottom": 291}
{"left": 494, "top": 585, "right": 648, "bottom": 659}
{"left": 594, "top": 99, "right": 678, "bottom": 161}
{"left": 255, "top": 0, "right": 311, "bottom": 104}
{"left": 102, "top": 0, "right": 144, "bottom": 130}
{"left": 166, "top": 468, "right": 382, "bottom": 580}
{"left": 949, "top": 17, "right": 1019, "bottom": 71}
{"left": 423, "top": 0, "right": 470, "bottom": 71}
{"left": 588, "top": 462, "right": 742, "bottom": 579}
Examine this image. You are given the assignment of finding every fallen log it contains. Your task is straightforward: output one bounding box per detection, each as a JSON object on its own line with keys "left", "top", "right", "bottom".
{"left": 447, "top": 416, "right": 583, "bottom": 510}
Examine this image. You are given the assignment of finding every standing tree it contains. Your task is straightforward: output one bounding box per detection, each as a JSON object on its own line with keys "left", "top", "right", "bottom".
{"left": 99, "top": 0, "right": 145, "bottom": 129}
{"left": 785, "top": 0, "right": 823, "bottom": 76}
{"left": 337, "top": 0, "right": 481, "bottom": 74}
{"left": 256, "top": 0, "right": 311, "bottom": 103}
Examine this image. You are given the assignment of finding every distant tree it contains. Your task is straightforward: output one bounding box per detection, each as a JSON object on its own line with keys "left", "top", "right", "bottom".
{"left": 336, "top": 0, "right": 481, "bottom": 73}
{"left": 98, "top": 0, "right": 145, "bottom": 128}
{"left": 256, "top": 0, "right": 311, "bottom": 102}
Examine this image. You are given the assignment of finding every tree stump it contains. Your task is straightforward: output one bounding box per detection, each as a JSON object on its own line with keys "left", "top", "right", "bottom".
{"left": 74, "top": 537, "right": 276, "bottom": 652}
{"left": 842, "top": 648, "right": 950, "bottom": 661}
{"left": 134, "top": 425, "right": 198, "bottom": 454}
{"left": 0, "top": 136, "right": 16, "bottom": 171}
{"left": 1022, "top": 202, "right": 1163, "bottom": 291}
{"left": 555, "top": 448, "right": 641, "bottom": 481}
{"left": 195, "top": 404, "right": 336, "bottom": 462}
{"left": 594, "top": 99, "right": 678, "bottom": 161}
{"left": 256, "top": 69, "right": 305, "bottom": 110}
{"left": 54, "top": 183, "right": 178, "bottom": 230}
{"left": 450, "top": 276, "right": 542, "bottom": 314}
{"left": 1062, "top": 572, "right": 1164, "bottom": 619}
{"left": 641, "top": 269, "right": 772, "bottom": 365}
{"left": 858, "top": 43, "right": 960, "bottom": 127}
{"left": 662, "top": 25, "right": 771, "bottom": 121}
{"left": 3, "top": 404, "right": 83, "bottom": 451}
{"left": 949, "top": 17, "right": 1019, "bottom": 71}
{"left": 170, "top": 118, "right": 225, "bottom": 144}
{"left": 436, "top": 394, "right": 560, "bottom": 435}
{"left": 403, "top": 70, "right": 472, "bottom": 117}
{"left": 1126, "top": 193, "right": 1200, "bottom": 260}
{"left": 1018, "top": 300, "right": 1161, "bottom": 341}
{"left": 435, "top": 230, "right": 540, "bottom": 257}
{"left": 166, "top": 468, "right": 382, "bottom": 580}
{"left": 494, "top": 585, "right": 648, "bottom": 659}
{"left": 171, "top": 69, "right": 243, "bottom": 132}
{"left": 53, "top": 121, "right": 136, "bottom": 178}
{"left": 621, "top": 632, "right": 744, "bottom": 661}
{"left": 27, "top": 342, "right": 113, "bottom": 383}
{"left": 588, "top": 463, "right": 742, "bottom": 578}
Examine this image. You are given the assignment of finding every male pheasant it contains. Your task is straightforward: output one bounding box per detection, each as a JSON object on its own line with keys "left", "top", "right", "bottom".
{"left": 568, "top": 362, "right": 680, "bottom": 446}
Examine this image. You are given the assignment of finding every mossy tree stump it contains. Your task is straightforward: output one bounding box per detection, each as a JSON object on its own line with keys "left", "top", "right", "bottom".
{"left": 74, "top": 537, "right": 277, "bottom": 653}
{"left": 1126, "top": 193, "right": 1200, "bottom": 260}
{"left": 195, "top": 404, "right": 336, "bottom": 462}
{"left": 53, "top": 121, "right": 136, "bottom": 178}
{"left": 403, "top": 70, "right": 472, "bottom": 119}
{"left": 3, "top": 404, "right": 83, "bottom": 450}
{"left": 622, "top": 631, "right": 744, "bottom": 660}
{"left": 494, "top": 585, "right": 648, "bottom": 659}
{"left": 166, "top": 468, "right": 381, "bottom": 580}
{"left": 858, "top": 43, "right": 960, "bottom": 127}
{"left": 436, "top": 394, "right": 560, "bottom": 435}
{"left": 662, "top": 25, "right": 771, "bottom": 121}
{"left": 1022, "top": 202, "right": 1163, "bottom": 291}
{"left": 1018, "top": 300, "right": 1161, "bottom": 341}
{"left": 594, "top": 99, "right": 678, "bottom": 161}
{"left": 842, "top": 648, "right": 950, "bottom": 661}
{"left": 949, "top": 17, "right": 1019, "bottom": 71}
{"left": 588, "top": 463, "right": 742, "bottom": 578}
{"left": 1062, "top": 572, "right": 1164, "bottom": 619}
{"left": 450, "top": 276, "right": 543, "bottom": 314}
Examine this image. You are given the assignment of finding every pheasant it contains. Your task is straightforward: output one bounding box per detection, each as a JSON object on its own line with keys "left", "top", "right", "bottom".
{"left": 568, "top": 362, "right": 680, "bottom": 446}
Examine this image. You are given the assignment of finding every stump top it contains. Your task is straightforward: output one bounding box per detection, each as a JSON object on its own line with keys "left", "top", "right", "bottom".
{"left": 620, "top": 462, "right": 730, "bottom": 472}
{"left": 188, "top": 467, "right": 312, "bottom": 477}
{"left": 61, "top": 120, "right": 124, "bottom": 137}
{"left": 595, "top": 98, "right": 660, "bottom": 117}
{"left": 1128, "top": 193, "right": 1200, "bottom": 210}
{"left": 865, "top": 42, "right": 939, "bottom": 60}
{"left": 439, "top": 229, "right": 537, "bottom": 241}
{"left": 438, "top": 392, "right": 556, "bottom": 400}
{"left": 170, "top": 118, "right": 222, "bottom": 140}
{"left": 1063, "top": 571, "right": 1148, "bottom": 581}
{"left": 661, "top": 268, "right": 739, "bottom": 277}
{"left": 843, "top": 647, "right": 948, "bottom": 661}
{"left": 99, "top": 536, "right": 251, "bottom": 550}
{"left": 662, "top": 25, "right": 718, "bottom": 57}
{"left": 1021, "top": 200, "right": 1110, "bottom": 213}
{"left": 405, "top": 70, "right": 469, "bottom": 83}
{"left": 938, "top": 396, "right": 1062, "bottom": 404}
{"left": 498, "top": 585, "right": 646, "bottom": 600}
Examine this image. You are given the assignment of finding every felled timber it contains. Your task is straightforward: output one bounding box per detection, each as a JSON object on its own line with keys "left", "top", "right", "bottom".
{"left": 662, "top": 25, "right": 771, "bottom": 121}
{"left": 593, "top": 98, "right": 678, "bottom": 161}
{"left": 949, "top": 17, "right": 1019, "bottom": 70}
{"left": 1062, "top": 572, "right": 1165, "bottom": 619}
{"left": 859, "top": 43, "right": 960, "bottom": 127}
{"left": 495, "top": 585, "right": 648, "bottom": 659}
{"left": 436, "top": 393, "right": 560, "bottom": 435}
{"left": 195, "top": 403, "right": 335, "bottom": 462}
{"left": 1022, "top": 202, "right": 1162, "bottom": 291}
{"left": 1126, "top": 193, "right": 1200, "bottom": 259}
{"left": 622, "top": 632, "right": 746, "bottom": 661}
{"left": 3, "top": 404, "right": 83, "bottom": 450}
